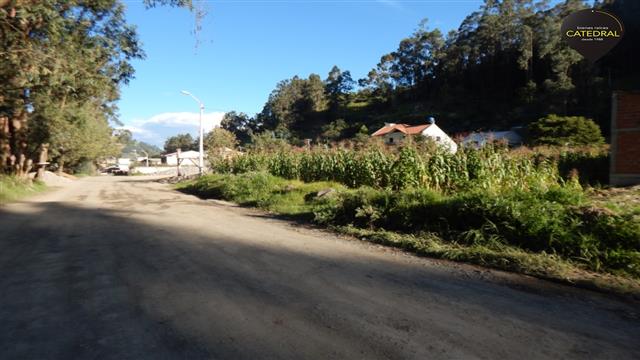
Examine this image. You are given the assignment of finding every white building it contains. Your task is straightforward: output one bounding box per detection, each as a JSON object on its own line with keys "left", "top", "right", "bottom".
{"left": 117, "top": 158, "right": 130, "bottom": 171}
{"left": 462, "top": 130, "right": 523, "bottom": 148}
{"left": 371, "top": 118, "right": 457, "bottom": 153}
{"left": 163, "top": 150, "right": 206, "bottom": 166}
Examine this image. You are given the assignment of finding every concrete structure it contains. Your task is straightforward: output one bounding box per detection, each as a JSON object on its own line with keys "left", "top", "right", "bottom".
{"left": 610, "top": 91, "right": 640, "bottom": 186}
{"left": 371, "top": 119, "right": 457, "bottom": 153}
{"left": 163, "top": 150, "right": 206, "bottom": 166}
{"left": 117, "top": 158, "right": 130, "bottom": 172}
{"left": 148, "top": 158, "right": 162, "bottom": 166}
{"left": 135, "top": 156, "right": 162, "bottom": 166}
{"left": 462, "top": 130, "right": 524, "bottom": 148}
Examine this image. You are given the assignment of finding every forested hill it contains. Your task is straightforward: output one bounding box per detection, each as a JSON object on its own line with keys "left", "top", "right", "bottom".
{"left": 221, "top": 0, "right": 638, "bottom": 145}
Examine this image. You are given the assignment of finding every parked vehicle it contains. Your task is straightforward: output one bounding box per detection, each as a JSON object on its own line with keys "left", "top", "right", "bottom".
{"left": 100, "top": 165, "right": 129, "bottom": 176}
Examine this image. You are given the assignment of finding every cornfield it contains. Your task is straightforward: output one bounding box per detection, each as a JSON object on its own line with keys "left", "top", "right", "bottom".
{"left": 210, "top": 143, "right": 576, "bottom": 193}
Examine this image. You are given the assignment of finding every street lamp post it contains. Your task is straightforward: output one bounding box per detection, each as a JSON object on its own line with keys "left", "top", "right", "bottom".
{"left": 181, "top": 90, "right": 205, "bottom": 175}
{"left": 141, "top": 150, "right": 149, "bottom": 167}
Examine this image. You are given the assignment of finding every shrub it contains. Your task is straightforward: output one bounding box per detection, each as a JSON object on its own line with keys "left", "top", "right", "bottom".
{"left": 528, "top": 114, "right": 605, "bottom": 146}
{"left": 73, "top": 160, "right": 97, "bottom": 176}
{"left": 248, "top": 132, "right": 290, "bottom": 152}
{"left": 558, "top": 148, "right": 609, "bottom": 186}
{"left": 311, "top": 184, "right": 639, "bottom": 276}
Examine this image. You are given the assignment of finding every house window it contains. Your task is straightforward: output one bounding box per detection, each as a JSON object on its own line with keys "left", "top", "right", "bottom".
{"left": 388, "top": 137, "right": 394, "bottom": 144}
{"left": 435, "top": 136, "right": 441, "bottom": 141}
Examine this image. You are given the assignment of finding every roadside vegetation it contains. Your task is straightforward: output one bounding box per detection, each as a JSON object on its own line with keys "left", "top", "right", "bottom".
{"left": 0, "top": 175, "right": 45, "bottom": 204}
{"left": 177, "top": 142, "right": 640, "bottom": 296}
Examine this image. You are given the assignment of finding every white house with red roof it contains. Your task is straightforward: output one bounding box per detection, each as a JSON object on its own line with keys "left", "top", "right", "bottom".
{"left": 371, "top": 117, "right": 457, "bottom": 153}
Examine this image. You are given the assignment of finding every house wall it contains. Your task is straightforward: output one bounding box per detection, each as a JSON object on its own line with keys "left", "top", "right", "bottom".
{"left": 383, "top": 132, "right": 406, "bottom": 145}
{"left": 422, "top": 125, "right": 458, "bottom": 153}
{"left": 117, "top": 158, "right": 130, "bottom": 171}
{"left": 462, "top": 131, "right": 523, "bottom": 148}
{"left": 611, "top": 91, "right": 640, "bottom": 186}
{"left": 165, "top": 155, "right": 178, "bottom": 166}
{"left": 164, "top": 151, "right": 203, "bottom": 166}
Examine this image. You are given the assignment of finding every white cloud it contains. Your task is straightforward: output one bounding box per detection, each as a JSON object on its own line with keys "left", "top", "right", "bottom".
{"left": 139, "top": 111, "right": 225, "bottom": 131}
{"left": 118, "top": 125, "right": 155, "bottom": 138}
{"left": 120, "top": 111, "right": 226, "bottom": 146}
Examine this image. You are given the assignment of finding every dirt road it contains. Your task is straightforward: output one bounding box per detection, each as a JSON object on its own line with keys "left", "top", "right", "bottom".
{"left": 1, "top": 176, "right": 638, "bottom": 359}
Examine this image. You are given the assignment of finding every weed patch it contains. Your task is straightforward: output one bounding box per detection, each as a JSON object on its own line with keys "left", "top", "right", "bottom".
{"left": 0, "top": 176, "right": 46, "bottom": 204}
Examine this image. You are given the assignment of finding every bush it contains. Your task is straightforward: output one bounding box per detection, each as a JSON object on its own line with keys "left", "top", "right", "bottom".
{"left": 528, "top": 114, "right": 605, "bottom": 146}
{"left": 511, "top": 145, "right": 609, "bottom": 186}
{"left": 558, "top": 148, "right": 609, "bottom": 186}
{"left": 205, "top": 128, "right": 237, "bottom": 153}
{"left": 73, "top": 160, "right": 97, "bottom": 176}
{"left": 204, "top": 172, "right": 286, "bottom": 207}
{"left": 312, "top": 185, "right": 639, "bottom": 276}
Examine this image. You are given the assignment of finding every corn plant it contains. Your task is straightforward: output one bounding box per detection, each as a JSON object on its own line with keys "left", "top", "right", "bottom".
{"left": 210, "top": 143, "right": 582, "bottom": 194}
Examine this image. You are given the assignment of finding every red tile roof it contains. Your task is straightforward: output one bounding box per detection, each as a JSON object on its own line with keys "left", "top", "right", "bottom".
{"left": 371, "top": 123, "right": 431, "bottom": 137}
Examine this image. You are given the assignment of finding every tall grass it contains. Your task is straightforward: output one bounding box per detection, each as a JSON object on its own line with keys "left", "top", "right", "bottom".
{"left": 512, "top": 145, "right": 609, "bottom": 186}
{"left": 212, "top": 143, "right": 568, "bottom": 193}
{"left": 0, "top": 175, "right": 46, "bottom": 204}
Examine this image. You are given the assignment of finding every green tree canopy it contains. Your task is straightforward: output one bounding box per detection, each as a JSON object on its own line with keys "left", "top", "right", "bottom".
{"left": 321, "top": 119, "right": 347, "bottom": 142}
{"left": 164, "top": 133, "right": 196, "bottom": 154}
{"left": 221, "top": 111, "right": 258, "bottom": 145}
{"left": 0, "top": 0, "right": 194, "bottom": 174}
{"left": 528, "top": 114, "right": 605, "bottom": 146}
{"left": 204, "top": 128, "right": 237, "bottom": 151}
{"left": 257, "top": 74, "right": 329, "bottom": 140}
{"left": 324, "top": 66, "right": 354, "bottom": 111}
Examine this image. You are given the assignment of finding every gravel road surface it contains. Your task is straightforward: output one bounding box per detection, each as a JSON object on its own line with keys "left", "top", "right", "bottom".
{"left": 1, "top": 176, "right": 638, "bottom": 359}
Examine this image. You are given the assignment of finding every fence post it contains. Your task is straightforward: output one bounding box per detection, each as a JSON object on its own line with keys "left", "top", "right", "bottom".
{"left": 176, "top": 148, "right": 182, "bottom": 177}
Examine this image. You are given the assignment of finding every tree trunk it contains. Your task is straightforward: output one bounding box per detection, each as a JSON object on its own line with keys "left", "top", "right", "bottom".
{"left": 0, "top": 116, "right": 9, "bottom": 172}
{"left": 36, "top": 143, "right": 49, "bottom": 179}
{"left": 4, "top": 105, "right": 29, "bottom": 176}
{"left": 58, "top": 155, "right": 65, "bottom": 175}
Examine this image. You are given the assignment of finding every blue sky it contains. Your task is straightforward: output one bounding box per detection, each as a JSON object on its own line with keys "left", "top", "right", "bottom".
{"left": 118, "top": 0, "right": 486, "bottom": 145}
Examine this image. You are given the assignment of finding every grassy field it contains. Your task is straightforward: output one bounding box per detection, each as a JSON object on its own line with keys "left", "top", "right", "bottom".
{"left": 0, "top": 175, "right": 46, "bottom": 205}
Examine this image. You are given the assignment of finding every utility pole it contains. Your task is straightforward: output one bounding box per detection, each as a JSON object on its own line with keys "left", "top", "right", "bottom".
{"left": 141, "top": 150, "right": 149, "bottom": 167}
{"left": 181, "top": 90, "right": 205, "bottom": 175}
